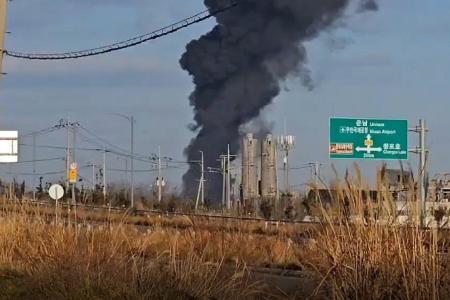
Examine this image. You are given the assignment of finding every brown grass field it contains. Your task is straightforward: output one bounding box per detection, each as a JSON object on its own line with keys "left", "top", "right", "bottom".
{"left": 1, "top": 176, "right": 450, "bottom": 299}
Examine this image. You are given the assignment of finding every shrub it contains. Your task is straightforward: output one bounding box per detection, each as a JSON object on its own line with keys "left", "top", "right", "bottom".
{"left": 259, "top": 198, "right": 274, "bottom": 220}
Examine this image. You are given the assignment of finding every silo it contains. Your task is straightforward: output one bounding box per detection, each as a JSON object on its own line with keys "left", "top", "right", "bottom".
{"left": 241, "top": 133, "right": 258, "bottom": 200}
{"left": 261, "top": 134, "right": 278, "bottom": 199}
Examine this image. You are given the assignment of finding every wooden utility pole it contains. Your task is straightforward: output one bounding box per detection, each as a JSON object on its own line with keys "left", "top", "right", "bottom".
{"left": 0, "top": 0, "right": 7, "bottom": 75}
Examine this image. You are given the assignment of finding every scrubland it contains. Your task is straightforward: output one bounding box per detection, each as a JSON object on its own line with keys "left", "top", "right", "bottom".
{"left": 0, "top": 174, "right": 449, "bottom": 299}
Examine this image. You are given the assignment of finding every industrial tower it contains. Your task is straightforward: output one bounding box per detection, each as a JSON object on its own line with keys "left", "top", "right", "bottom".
{"left": 241, "top": 133, "right": 258, "bottom": 200}
{"left": 261, "top": 134, "right": 278, "bottom": 199}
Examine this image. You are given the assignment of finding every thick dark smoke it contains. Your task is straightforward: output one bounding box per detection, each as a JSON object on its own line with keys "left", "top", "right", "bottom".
{"left": 180, "top": 0, "right": 377, "bottom": 201}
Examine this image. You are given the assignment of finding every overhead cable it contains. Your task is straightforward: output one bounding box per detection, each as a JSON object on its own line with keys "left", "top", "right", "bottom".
{"left": 4, "top": 2, "right": 238, "bottom": 60}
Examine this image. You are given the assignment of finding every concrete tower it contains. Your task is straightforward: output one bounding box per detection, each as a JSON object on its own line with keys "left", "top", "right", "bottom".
{"left": 241, "top": 133, "right": 258, "bottom": 201}
{"left": 261, "top": 134, "right": 278, "bottom": 199}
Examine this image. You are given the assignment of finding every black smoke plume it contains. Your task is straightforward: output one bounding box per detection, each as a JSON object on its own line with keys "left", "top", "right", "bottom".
{"left": 180, "top": 0, "right": 377, "bottom": 201}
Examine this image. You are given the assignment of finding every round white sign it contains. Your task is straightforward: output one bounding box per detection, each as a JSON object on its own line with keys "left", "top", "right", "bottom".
{"left": 48, "top": 184, "right": 64, "bottom": 200}
{"left": 70, "top": 162, "right": 78, "bottom": 170}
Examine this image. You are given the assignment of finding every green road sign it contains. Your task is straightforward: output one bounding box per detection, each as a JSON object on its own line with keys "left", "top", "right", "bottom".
{"left": 329, "top": 118, "right": 408, "bottom": 160}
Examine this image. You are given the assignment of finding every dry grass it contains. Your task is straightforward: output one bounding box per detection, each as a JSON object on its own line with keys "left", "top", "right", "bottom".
{"left": 2, "top": 167, "right": 450, "bottom": 299}
{"left": 0, "top": 210, "right": 270, "bottom": 299}
{"left": 302, "top": 167, "right": 450, "bottom": 299}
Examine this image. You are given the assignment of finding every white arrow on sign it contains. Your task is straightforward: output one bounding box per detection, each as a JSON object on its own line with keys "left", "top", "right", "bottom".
{"left": 356, "top": 146, "right": 382, "bottom": 153}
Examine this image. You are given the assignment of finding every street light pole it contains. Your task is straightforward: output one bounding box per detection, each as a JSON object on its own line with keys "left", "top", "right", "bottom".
{"left": 108, "top": 113, "right": 135, "bottom": 208}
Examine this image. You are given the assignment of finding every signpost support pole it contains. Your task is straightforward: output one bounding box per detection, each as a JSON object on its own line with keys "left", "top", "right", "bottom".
{"left": 55, "top": 196, "right": 58, "bottom": 224}
{"left": 419, "top": 119, "right": 427, "bottom": 228}
{"left": 49, "top": 185, "right": 65, "bottom": 225}
{"left": 408, "top": 119, "right": 429, "bottom": 227}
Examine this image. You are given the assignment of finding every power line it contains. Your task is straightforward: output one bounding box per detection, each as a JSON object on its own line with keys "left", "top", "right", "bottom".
{"left": 21, "top": 123, "right": 65, "bottom": 138}
{"left": 4, "top": 2, "right": 238, "bottom": 60}
{"left": 14, "top": 157, "right": 65, "bottom": 164}
{"left": 77, "top": 125, "right": 162, "bottom": 162}
{"left": 78, "top": 125, "right": 130, "bottom": 155}
{"left": 19, "top": 122, "right": 192, "bottom": 167}
{"left": 107, "top": 167, "right": 176, "bottom": 173}
{"left": 0, "top": 170, "right": 65, "bottom": 176}
{"left": 20, "top": 143, "right": 102, "bottom": 152}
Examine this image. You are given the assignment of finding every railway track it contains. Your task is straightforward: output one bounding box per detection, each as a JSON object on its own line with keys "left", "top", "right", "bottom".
{"left": 1, "top": 199, "right": 315, "bottom": 225}
{"left": 3, "top": 199, "right": 448, "bottom": 233}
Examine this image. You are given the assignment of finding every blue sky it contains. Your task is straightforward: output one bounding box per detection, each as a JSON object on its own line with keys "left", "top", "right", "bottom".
{"left": 1, "top": 0, "right": 450, "bottom": 192}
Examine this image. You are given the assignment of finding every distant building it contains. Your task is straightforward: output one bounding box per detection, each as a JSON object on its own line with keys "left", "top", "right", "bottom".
{"left": 429, "top": 174, "right": 450, "bottom": 202}
{"left": 379, "top": 168, "right": 414, "bottom": 201}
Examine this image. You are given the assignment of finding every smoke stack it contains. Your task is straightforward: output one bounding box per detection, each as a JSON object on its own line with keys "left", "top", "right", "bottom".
{"left": 180, "top": 0, "right": 378, "bottom": 201}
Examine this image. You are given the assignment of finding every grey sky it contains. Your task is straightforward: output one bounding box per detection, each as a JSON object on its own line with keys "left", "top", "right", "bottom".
{"left": 1, "top": 0, "right": 449, "bottom": 192}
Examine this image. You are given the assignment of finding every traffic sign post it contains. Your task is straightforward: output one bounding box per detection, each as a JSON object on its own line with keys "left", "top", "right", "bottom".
{"left": 69, "top": 169, "right": 78, "bottom": 184}
{"left": 69, "top": 162, "right": 78, "bottom": 221}
{"left": 49, "top": 184, "right": 64, "bottom": 201}
{"left": 329, "top": 118, "right": 408, "bottom": 160}
{"left": 69, "top": 163, "right": 78, "bottom": 184}
{"left": 49, "top": 184, "right": 64, "bottom": 224}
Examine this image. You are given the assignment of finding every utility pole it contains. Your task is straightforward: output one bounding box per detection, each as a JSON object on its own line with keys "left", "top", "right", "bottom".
{"left": 409, "top": 119, "right": 428, "bottom": 227}
{"left": 66, "top": 118, "right": 71, "bottom": 191}
{"left": 227, "top": 144, "right": 231, "bottom": 210}
{"left": 32, "top": 133, "right": 37, "bottom": 201}
{"left": 90, "top": 162, "right": 97, "bottom": 203}
{"left": 195, "top": 151, "right": 205, "bottom": 211}
{"left": 71, "top": 123, "right": 76, "bottom": 205}
{"left": 103, "top": 148, "right": 107, "bottom": 205}
{"left": 91, "top": 163, "right": 96, "bottom": 192}
{"left": 312, "top": 161, "right": 321, "bottom": 202}
{"left": 221, "top": 156, "right": 226, "bottom": 209}
{"left": 130, "top": 116, "right": 134, "bottom": 208}
{"left": 201, "top": 152, "right": 205, "bottom": 206}
{"left": 419, "top": 119, "right": 428, "bottom": 227}
{"left": 158, "top": 146, "right": 162, "bottom": 203}
{"left": 313, "top": 161, "right": 320, "bottom": 187}
{"left": 0, "top": 0, "right": 7, "bottom": 76}
{"left": 279, "top": 133, "right": 295, "bottom": 195}
{"left": 218, "top": 146, "right": 236, "bottom": 211}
